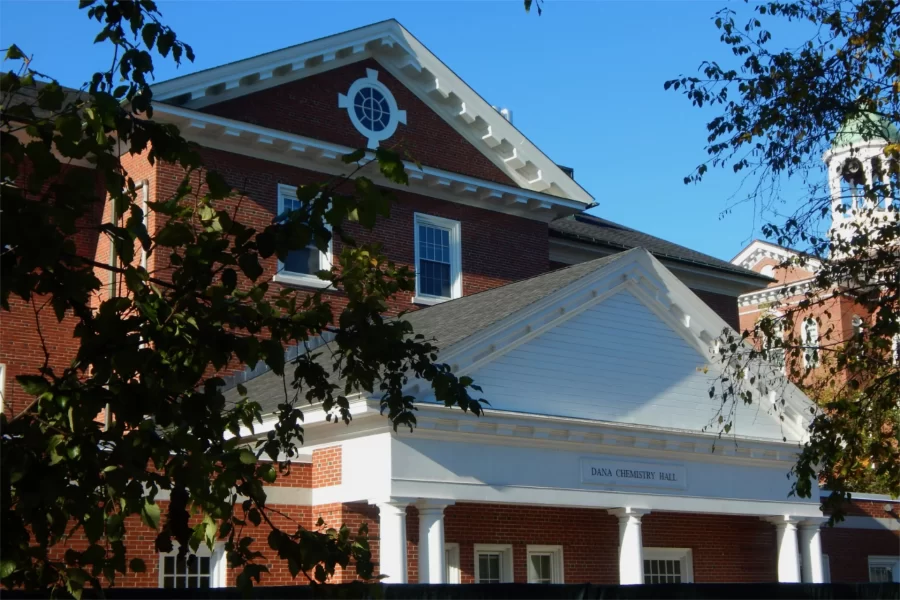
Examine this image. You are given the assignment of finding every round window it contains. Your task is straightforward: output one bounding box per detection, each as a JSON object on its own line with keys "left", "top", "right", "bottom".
{"left": 338, "top": 69, "right": 407, "bottom": 149}
{"left": 354, "top": 86, "right": 390, "bottom": 132}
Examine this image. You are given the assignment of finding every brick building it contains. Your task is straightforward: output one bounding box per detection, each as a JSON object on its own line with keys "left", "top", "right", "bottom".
{"left": 2, "top": 19, "right": 897, "bottom": 589}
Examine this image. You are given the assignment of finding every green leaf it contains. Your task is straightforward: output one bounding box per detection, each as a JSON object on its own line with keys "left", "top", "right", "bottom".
{"left": 16, "top": 375, "right": 49, "bottom": 396}
{"left": 341, "top": 148, "right": 366, "bottom": 164}
{"left": 239, "top": 449, "right": 256, "bottom": 464}
{"left": 140, "top": 500, "right": 161, "bottom": 530}
{"left": 5, "top": 44, "right": 25, "bottom": 60}
{"left": 0, "top": 560, "right": 16, "bottom": 579}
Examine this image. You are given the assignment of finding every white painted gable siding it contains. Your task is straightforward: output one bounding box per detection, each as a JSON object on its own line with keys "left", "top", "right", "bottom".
{"left": 469, "top": 290, "right": 794, "bottom": 441}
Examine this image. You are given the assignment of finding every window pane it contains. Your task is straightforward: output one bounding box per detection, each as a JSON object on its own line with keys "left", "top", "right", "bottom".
{"left": 530, "top": 553, "right": 553, "bottom": 583}
{"left": 478, "top": 553, "right": 501, "bottom": 583}
{"left": 417, "top": 223, "right": 453, "bottom": 298}
{"left": 164, "top": 556, "right": 175, "bottom": 575}
{"left": 418, "top": 260, "right": 451, "bottom": 297}
{"left": 284, "top": 247, "right": 319, "bottom": 275}
{"left": 870, "top": 566, "right": 893, "bottom": 582}
{"left": 200, "top": 557, "right": 210, "bottom": 575}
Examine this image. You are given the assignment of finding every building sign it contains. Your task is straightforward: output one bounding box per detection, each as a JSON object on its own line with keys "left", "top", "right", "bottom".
{"left": 581, "top": 458, "right": 687, "bottom": 490}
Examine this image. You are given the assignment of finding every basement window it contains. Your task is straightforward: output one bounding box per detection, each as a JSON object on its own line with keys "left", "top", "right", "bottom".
{"left": 643, "top": 548, "right": 693, "bottom": 584}
{"left": 413, "top": 213, "right": 461, "bottom": 305}
{"left": 527, "top": 545, "right": 564, "bottom": 584}
{"left": 869, "top": 556, "right": 899, "bottom": 582}
{"left": 159, "top": 544, "right": 226, "bottom": 589}
{"left": 474, "top": 544, "right": 513, "bottom": 583}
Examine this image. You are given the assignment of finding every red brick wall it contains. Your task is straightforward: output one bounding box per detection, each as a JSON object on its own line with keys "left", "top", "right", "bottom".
{"left": 202, "top": 59, "right": 513, "bottom": 186}
{"left": 437, "top": 503, "right": 777, "bottom": 584}
{"left": 822, "top": 526, "right": 899, "bottom": 583}
{"left": 156, "top": 147, "right": 549, "bottom": 315}
{"left": 312, "top": 446, "right": 342, "bottom": 488}
{"left": 1, "top": 165, "right": 105, "bottom": 417}
{"left": 641, "top": 512, "right": 777, "bottom": 583}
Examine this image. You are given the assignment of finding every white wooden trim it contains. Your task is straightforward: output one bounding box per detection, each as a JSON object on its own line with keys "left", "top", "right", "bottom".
{"left": 526, "top": 545, "right": 564, "bottom": 584}
{"left": 642, "top": 547, "right": 694, "bottom": 583}
{"left": 444, "top": 542, "right": 461, "bottom": 584}
{"left": 151, "top": 103, "right": 586, "bottom": 221}
{"left": 868, "top": 555, "right": 900, "bottom": 582}
{"left": 473, "top": 544, "right": 514, "bottom": 583}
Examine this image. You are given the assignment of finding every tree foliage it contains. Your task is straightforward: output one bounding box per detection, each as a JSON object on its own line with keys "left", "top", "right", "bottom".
{"left": 667, "top": 0, "right": 899, "bottom": 511}
{"left": 0, "top": 0, "right": 483, "bottom": 595}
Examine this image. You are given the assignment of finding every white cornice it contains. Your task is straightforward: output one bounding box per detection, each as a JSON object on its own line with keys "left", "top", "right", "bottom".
{"left": 403, "top": 404, "right": 803, "bottom": 467}
{"left": 738, "top": 278, "right": 817, "bottom": 307}
{"left": 151, "top": 103, "right": 584, "bottom": 222}
{"left": 149, "top": 20, "right": 593, "bottom": 205}
{"left": 731, "top": 240, "right": 821, "bottom": 272}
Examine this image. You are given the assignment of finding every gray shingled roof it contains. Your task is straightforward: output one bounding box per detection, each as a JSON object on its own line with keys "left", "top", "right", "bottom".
{"left": 227, "top": 252, "right": 627, "bottom": 414}
{"left": 551, "top": 214, "right": 768, "bottom": 280}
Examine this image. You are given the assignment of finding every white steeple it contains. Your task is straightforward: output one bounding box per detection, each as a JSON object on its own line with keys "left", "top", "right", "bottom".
{"left": 824, "top": 113, "right": 899, "bottom": 257}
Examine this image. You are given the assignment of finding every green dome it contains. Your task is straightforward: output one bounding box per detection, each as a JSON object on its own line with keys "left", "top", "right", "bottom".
{"left": 833, "top": 112, "right": 900, "bottom": 148}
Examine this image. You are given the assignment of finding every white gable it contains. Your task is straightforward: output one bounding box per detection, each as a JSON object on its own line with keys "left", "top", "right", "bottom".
{"left": 465, "top": 287, "right": 805, "bottom": 442}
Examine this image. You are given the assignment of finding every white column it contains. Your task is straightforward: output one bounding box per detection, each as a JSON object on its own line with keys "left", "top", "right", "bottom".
{"left": 377, "top": 501, "right": 409, "bottom": 583}
{"left": 609, "top": 508, "right": 649, "bottom": 585}
{"left": 766, "top": 516, "right": 802, "bottom": 583}
{"left": 799, "top": 518, "right": 827, "bottom": 583}
{"left": 417, "top": 501, "right": 454, "bottom": 583}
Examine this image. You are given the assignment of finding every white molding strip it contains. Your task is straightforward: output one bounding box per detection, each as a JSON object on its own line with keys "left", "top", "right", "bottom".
{"left": 152, "top": 103, "right": 585, "bottom": 222}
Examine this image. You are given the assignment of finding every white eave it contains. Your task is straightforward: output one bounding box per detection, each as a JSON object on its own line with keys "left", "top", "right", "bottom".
{"left": 152, "top": 103, "right": 586, "bottom": 221}
{"left": 149, "top": 19, "right": 594, "bottom": 207}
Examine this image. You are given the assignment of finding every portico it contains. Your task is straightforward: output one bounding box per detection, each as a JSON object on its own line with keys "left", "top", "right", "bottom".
{"left": 370, "top": 495, "right": 828, "bottom": 584}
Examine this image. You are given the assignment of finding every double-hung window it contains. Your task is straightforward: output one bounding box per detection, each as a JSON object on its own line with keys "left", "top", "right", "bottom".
{"left": 413, "top": 213, "right": 461, "bottom": 305}
{"left": 642, "top": 548, "right": 693, "bottom": 584}
{"left": 526, "top": 545, "right": 564, "bottom": 584}
{"left": 273, "top": 184, "right": 332, "bottom": 289}
{"left": 159, "top": 544, "right": 226, "bottom": 589}
{"left": 474, "top": 544, "right": 513, "bottom": 583}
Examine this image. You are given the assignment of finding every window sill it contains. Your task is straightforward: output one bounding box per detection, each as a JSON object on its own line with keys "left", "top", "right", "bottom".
{"left": 273, "top": 273, "right": 333, "bottom": 290}
{"left": 412, "top": 295, "right": 454, "bottom": 306}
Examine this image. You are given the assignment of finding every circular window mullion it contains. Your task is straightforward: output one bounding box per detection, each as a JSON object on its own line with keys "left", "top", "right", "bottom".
{"left": 337, "top": 68, "right": 407, "bottom": 148}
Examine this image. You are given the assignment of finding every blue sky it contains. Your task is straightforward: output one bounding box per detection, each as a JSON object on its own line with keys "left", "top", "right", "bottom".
{"left": 0, "top": 1, "right": 818, "bottom": 262}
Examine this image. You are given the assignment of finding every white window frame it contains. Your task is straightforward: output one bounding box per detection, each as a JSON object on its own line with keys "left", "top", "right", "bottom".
{"left": 892, "top": 333, "right": 900, "bottom": 366}
{"left": 444, "top": 542, "right": 460, "bottom": 584}
{"left": 642, "top": 547, "right": 694, "bottom": 584}
{"left": 0, "top": 363, "right": 6, "bottom": 413}
{"left": 868, "top": 555, "right": 899, "bottom": 582}
{"left": 412, "top": 213, "right": 462, "bottom": 305}
{"left": 473, "top": 543, "right": 513, "bottom": 584}
{"left": 803, "top": 318, "right": 820, "bottom": 368}
{"left": 158, "top": 543, "right": 227, "bottom": 589}
{"left": 273, "top": 183, "right": 333, "bottom": 290}
{"left": 526, "top": 545, "right": 564, "bottom": 584}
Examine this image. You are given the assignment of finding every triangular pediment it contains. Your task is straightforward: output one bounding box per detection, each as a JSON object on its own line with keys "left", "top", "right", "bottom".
{"left": 417, "top": 249, "right": 812, "bottom": 442}
{"left": 469, "top": 289, "right": 799, "bottom": 440}
{"left": 150, "top": 20, "right": 592, "bottom": 205}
